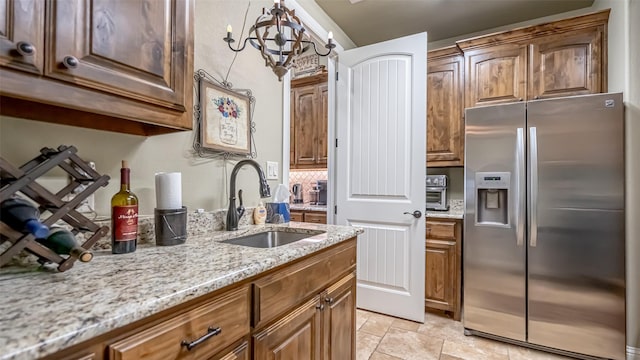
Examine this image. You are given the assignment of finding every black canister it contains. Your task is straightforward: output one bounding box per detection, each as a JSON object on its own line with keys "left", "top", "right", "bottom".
{"left": 154, "top": 207, "right": 187, "bottom": 246}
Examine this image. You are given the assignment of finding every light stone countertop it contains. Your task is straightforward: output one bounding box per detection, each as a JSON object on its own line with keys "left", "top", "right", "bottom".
{"left": 426, "top": 200, "right": 464, "bottom": 220}
{"left": 0, "top": 222, "right": 363, "bottom": 360}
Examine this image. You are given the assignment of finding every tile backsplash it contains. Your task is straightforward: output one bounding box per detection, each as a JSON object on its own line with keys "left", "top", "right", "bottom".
{"left": 289, "top": 169, "right": 328, "bottom": 204}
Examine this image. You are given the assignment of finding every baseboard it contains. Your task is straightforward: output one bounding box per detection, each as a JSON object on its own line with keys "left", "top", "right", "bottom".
{"left": 628, "top": 346, "right": 640, "bottom": 360}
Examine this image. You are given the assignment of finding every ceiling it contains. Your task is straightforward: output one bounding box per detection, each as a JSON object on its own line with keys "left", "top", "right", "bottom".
{"left": 314, "top": 0, "right": 595, "bottom": 46}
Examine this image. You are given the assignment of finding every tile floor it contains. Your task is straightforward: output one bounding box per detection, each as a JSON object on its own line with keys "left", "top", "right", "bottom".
{"left": 355, "top": 309, "right": 574, "bottom": 360}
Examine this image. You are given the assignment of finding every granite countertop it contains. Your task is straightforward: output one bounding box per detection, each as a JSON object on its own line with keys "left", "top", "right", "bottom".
{"left": 426, "top": 200, "right": 464, "bottom": 219}
{"left": 0, "top": 222, "right": 363, "bottom": 360}
{"left": 289, "top": 204, "right": 328, "bottom": 212}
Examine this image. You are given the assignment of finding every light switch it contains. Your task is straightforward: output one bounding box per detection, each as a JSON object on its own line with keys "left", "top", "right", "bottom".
{"left": 266, "top": 161, "right": 278, "bottom": 180}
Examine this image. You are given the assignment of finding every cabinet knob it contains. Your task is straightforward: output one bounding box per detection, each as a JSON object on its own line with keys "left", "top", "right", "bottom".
{"left": 534, "top": 96, "right": 540, "bottom": 100}
{"left": 519, "top": 98, "right": 524, "bottom": 102}
{"left": 325, "top": 297, "right": 334, "bottom": 304}
{"left": 316, "top": 303, "right": 325, "bottom": 311}
{"left": 16, "top": 41, "right": 35, "bottom": 56}
{"left": 62, "top": 56, "right": 79, "bottom": 69}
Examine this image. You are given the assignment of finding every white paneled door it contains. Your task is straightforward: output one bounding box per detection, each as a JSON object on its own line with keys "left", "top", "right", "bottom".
{"left": 335, "top": 33, "right": 427, "bottom": 322}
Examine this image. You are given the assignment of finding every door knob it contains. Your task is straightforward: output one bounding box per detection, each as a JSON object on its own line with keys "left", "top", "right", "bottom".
{"left": 403, "top": 210, "right": 422, "bottom": 218}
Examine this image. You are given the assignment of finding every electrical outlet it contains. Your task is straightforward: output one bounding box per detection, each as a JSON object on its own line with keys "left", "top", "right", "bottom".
{"left": 266, "top": 161, "right": 278, "bottom": 180}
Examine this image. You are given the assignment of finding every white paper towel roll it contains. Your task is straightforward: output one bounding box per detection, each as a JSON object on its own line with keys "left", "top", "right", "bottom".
{"left": 155, "top": 172, "right": 182, "bottom": 209}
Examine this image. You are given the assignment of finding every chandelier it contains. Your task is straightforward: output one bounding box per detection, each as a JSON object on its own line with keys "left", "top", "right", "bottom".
{"left": 223, "top": 0, "right": 336, "bottom": 81}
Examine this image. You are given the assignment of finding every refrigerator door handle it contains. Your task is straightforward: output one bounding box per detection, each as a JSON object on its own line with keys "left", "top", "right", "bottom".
{"left": 516, "top": 128, "right": 525, "bottom": 246}
{"left": 529, "top": 126, "right": 538, "bottom": 247}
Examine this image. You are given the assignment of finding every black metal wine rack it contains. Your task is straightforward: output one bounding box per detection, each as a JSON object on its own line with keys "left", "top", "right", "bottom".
{"left": 0, "top": 145, "right": 110, "bottom": 271}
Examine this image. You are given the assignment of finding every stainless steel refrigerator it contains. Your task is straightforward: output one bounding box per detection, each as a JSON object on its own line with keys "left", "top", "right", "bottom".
{"left": 463, "top": 93, "right": 625, "bottom": 360}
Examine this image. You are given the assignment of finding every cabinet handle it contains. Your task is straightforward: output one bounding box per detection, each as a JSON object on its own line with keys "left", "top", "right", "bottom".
{"left": 62, "top": 56, "right": 79, "bottom": 69}
{"left": 16, "top": 41, "right": 35, "bottom": 56}
{"left": 180, "top": 326, "right": 222, "bottom": 351}
{"left": 325, "top": 297, "right": 334, "bottom": 304}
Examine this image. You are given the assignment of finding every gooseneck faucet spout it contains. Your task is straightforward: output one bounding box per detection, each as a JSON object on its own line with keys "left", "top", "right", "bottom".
{"left": 226, "top": 159, "right": 271, "bottom": 230}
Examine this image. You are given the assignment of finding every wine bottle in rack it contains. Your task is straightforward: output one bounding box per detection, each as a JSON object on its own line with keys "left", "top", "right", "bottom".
{"left": 111, "top": 160, "right": 138, "bottom": 254}
{"left": 36, "top": 226, "right": 93, "bottom": 262}
{"left": 0, "top": 197, "right": 49, "bottom": 238}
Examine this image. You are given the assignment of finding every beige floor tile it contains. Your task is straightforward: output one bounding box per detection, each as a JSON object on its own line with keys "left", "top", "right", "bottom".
{"left": 439, "top": 355, "right": 465, "bottom": 360}
{"left": 416, "top": 312, "right": 467, "bottom": 343}
{"left": 356, "top": 331, "right": 382, "bottom": 360}
{"left": 441, "top": 338, "right": 510, "bottom": 360}
{"left": 359, "top": 312, "right": 396, "bottom": 337}
{"left": 356, "top": 310, "right": 370, "bottom": 331}
{"left": 369, "top": 351, "right": 403, "bottom": 360}
{"left": 508, "top": 345, "right": 575, "bottom": 360}
{"left": 390, "top": 317, "right": 421, "bottom": 332}
{"left": 376, "top": 327, "right": 443, "bottom": 360}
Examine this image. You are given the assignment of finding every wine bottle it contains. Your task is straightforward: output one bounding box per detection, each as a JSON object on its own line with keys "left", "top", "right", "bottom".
{"left": 111, "top": 160, "right": 139, "bottom": 254}
{"left": 0, "top": 197, "right": 49, "bottom": 238}
{"left": 36, "top": 227, "right": 93, "bottom": 262}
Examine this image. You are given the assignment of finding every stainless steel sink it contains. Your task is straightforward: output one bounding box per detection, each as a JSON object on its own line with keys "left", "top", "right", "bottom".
{"left": 221, "top": 230, "right": 324, "bottom": 248}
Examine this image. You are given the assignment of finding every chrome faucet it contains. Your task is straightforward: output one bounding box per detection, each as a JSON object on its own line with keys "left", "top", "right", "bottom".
{"left": 226, "top": 159, "right": 271, "bottom": 230}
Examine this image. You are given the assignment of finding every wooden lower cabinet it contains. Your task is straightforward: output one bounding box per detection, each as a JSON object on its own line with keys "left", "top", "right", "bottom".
{"left": 425, "top": 218, "right": 461, "bottom": 321}
{"left": 42, "top": 238, "right": 357, "bottom": 360}
{"left": 290, "top": 210, "right": 327, "bottom": 224}
{"left": 253, "top": 295, "right": 323, "bottom": 360}
{"left": 323, "top": 273, "right": 356, "bottom": 360}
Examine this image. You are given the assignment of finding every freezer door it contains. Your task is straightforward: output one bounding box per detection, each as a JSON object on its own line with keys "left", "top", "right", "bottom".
{"left": 464, "top": 102, "right": 526, "bottom": 341}
{"left": 527, "top": 93, "right": 625, "bottom": 360}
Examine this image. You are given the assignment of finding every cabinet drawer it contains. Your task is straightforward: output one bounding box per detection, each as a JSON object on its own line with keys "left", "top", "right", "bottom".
{"left": 109, "top": 286, "right": 250, "bottom": 360}
{"left": 426, "top": 219, "right": 457, "bottom": 240}
{"left": 290, "top": 211, "right": 304, "bottom": 222}
{"left": 253, "top": 238, "right": 356, "bottom": 329}
{"left": 304, "top": 212, "right": 326, "bottom": 224}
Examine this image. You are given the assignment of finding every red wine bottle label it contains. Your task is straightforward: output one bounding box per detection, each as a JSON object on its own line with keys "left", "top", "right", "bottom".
{"left": 112, "top": 205, "right": 138, "bottom": 242}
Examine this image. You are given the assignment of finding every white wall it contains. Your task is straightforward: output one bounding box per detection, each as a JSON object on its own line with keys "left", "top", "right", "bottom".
{"left": 0, "top": 0, "right": 284, "bottom": 216}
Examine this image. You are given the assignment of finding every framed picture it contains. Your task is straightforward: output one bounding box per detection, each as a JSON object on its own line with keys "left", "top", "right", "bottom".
{"left": 198, "top": 77, "right": 253, "bottom": 156}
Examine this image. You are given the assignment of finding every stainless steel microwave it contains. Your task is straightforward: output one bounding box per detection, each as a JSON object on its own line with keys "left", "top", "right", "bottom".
{"left": 426, "top": 175, "right": 449, "bottom": 211}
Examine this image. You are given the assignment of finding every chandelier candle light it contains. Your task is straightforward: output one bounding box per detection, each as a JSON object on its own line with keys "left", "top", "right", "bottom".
{"left": 223, "top": 0, "right": 336, "bottom": 81}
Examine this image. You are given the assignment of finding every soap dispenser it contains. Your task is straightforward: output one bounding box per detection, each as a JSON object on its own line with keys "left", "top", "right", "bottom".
{"left": 254, "top": 202, "right": 267, "bottom": 225}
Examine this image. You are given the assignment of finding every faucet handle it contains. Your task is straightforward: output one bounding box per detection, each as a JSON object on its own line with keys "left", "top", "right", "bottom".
{"left": 237, "top": 189, "right": 245, "bottom": 220}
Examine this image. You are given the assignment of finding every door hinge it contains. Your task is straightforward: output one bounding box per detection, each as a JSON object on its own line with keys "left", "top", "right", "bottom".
{"left": 334, "top": 205, "right": 337, "bottom": 215}
{"left": 336, "top": 72, "right": 338, "bottom": 81}
{"left": 335, "top": 138, "right": 338, "bottom": 148}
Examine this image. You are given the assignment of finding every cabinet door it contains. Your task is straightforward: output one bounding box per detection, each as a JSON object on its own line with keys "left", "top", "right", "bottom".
{"left": 425, "top": 239, "right": 455, "bottom": 312}
{"left": 293, "top": 85, "right": 319, "bottom": 167}
{"left": 46, "top": 0, "right": 189, "bottom": 111}
{"left": 317, "top": 83, "right": 329, "bottom": 166}
{"left": 253, "top": 296, "right": 322, "bottom": 360}
{"left": 217, "top": 341, "right": 249, "bottom": 360}
{"left": 427, "top": 53, "right": 464, "bottom": 166}
{"left": 322, "top": 273, "right": 356, "bottom": 360}
{"left": 465, "top": 44, "right": 527, "bottom": 108}
{"left": 529, "top": 26, "right": 604, "bottom": 99}
{"left": 0, "top": 0, "right": 44, "bottom": 74}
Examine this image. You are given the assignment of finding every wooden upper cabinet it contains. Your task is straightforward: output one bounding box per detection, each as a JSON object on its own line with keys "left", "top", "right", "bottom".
{"left": 0, "top": 0, "right": 44, "bottom": 74}
{"left": 47, "top": 0, "right": 187, "bottom": 111}
{"left": 463, "top": 44, "right": 528, "bottom": 108}
{"left": 458, "top": 9, "right": 609, "bottom": 109}
{"left": 293, "top": 84, "right": 319, "bottom": 167}
{"left": 529, "top": 25, "right": 605, "bottom": 99}
{"left": 290, "top": 73, "right": 328, "bottom": 169}
{"left": 427, "top": 46, "right": 465, "bottom": 167}
{"left": 0, "top": 0, "right": 193, "bottom": 135}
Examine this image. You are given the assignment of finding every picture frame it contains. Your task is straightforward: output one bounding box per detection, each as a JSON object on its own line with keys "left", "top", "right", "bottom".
{"left": 195, "top": 74, "right": 255, "bottom": 157}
